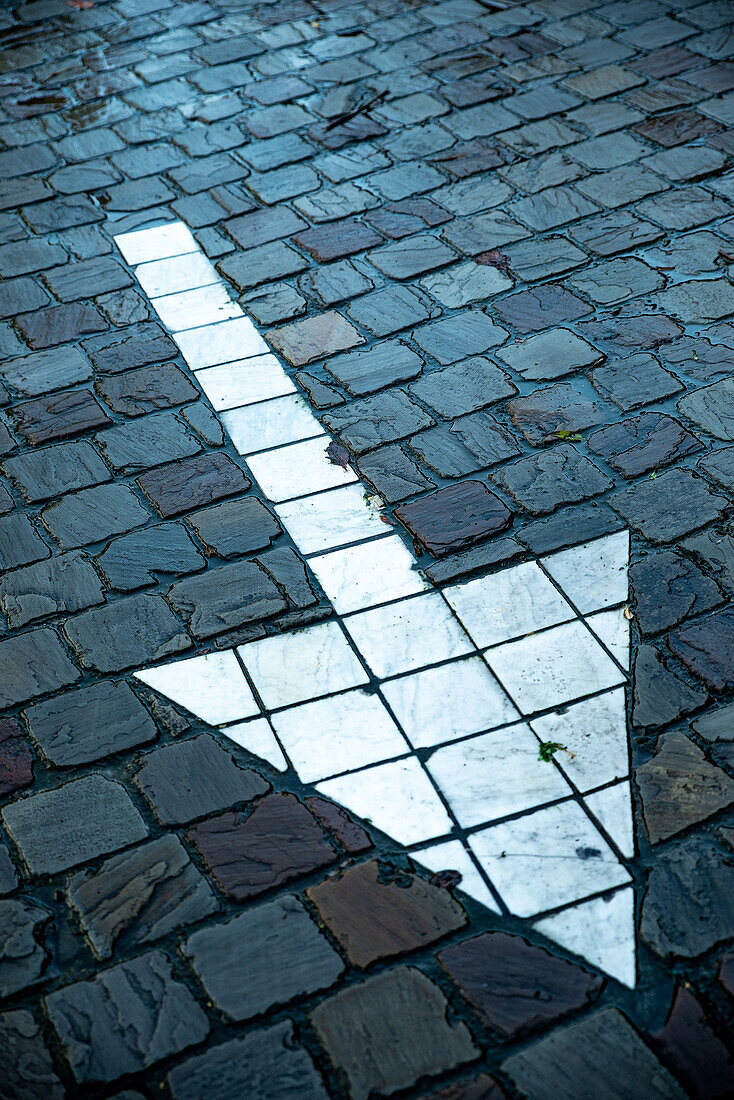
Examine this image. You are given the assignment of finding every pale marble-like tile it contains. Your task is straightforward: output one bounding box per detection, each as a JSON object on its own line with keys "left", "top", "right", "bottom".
{"left": 585, "top": 781, "right": 635, "bottom": 858}
{"left": 427, "top": 724, "right": 573, "bottom": 828}
{"left": 276, "top": 484, "right": 385, "bottom": 555}
{"left": 237, "top": 620, "right": 368, "bottom": 710}
{"left": 135, "top": 251, "right": 218, "bottom": 298}
{"left": 115, "top": 221, "right": 197, "bottom": 265}
{"left": 317, "top": 757, "right": 454, "bottom": 846}
{"left": 344, "top": 592, "right": 474, "bottom": 679}
{"left": 470, "top": 800, "right": 631, "bottom": 918}
{"left": 221, "top": 717, "right": 289, "bottom": 772}
{"left": 445, "top": 561, "right": 575, "bottom": 649}
{"left": 271, "top": 689, "right": 408, "bottom": 783}
{"left": 310, "top": 535, "right": 429, "bottom": 614}
{"left": 534, "top": 887, "right": 636, "bottom": 987}
{"left": 222, "top": 395, "right": 324, "bottom": 457}
{"left": 195, "top": 355, "right": 296, "bottom": 410}
{"left": 484, "top": 620, "right": 625, "bottom": 714}
{"left": 587, "top": 607, "right": 629, "bottom": 668}
{"left": 529, "top": 689, "right": 629, "bottom": 793}
{"left": 246, "top": 436, "right": 358, "bottom": 503}
{"left": 382, "top": 656, "right": 519, "bottom": 749}
{"left": 412, "top": 840, "right": 500, "bottom": 911}
{"left": 177, "top": 316, "right": 270, "bottom": 369}
{"left": 542, "top": 531, "right": 629, "bottom": 614}
{"left": 134, "top": 650, "right": 259, "bottom": 725}
{"left": 152, "top": 283, "right": 242, "bottom": 332}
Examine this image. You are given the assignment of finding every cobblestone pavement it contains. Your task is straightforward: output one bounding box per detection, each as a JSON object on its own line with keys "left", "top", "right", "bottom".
{"left": 1, "top": 0, "right": 734, "bottom": 1096}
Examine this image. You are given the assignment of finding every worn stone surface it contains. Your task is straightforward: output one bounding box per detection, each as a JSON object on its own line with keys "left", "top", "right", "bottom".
{"left": 652, "top": 986, "right": 734, "bottom": 1100}
{"left": 507, "top": 383, "right": 610, "bottom": 445}
{"left": 168, "top": 559, "right": 286, "bottom": 638}
{"left": 268, "top": 311, "right": 364, "bottom": 366}
{"left": 611, "top": 469, "right": 728, "bottom": 543}
{"left": 41, "top": 483, "right": 150, "bottom": 549}
{"left": 64, "top": 594, "right": 190, "bottom": 672}
{"left": 95, "top": 523, "right": 205, "bottom": 591}
{"left": 137, "top": 453, "right": 250, "bottom": 517}
{"left": 10, "top": 389, "right": 111, "bottom": 445}
{"left": 495, "top": 445, "right": 612, "bottom": 515}
{"left": 0, "top": 718, "right": 34, "bottom": 798}
{"left": 632, "top": 643, "right": 708, "bottom": 729}
{"left": 0, "top": 628, "right": 81, "bottom": 709}
{"left": 2, "top": 440, "right": 111, "bottom": 503}
{"left": 630, "top": 550, "right": 723, "bottom": 634}
{"left": 0, "top": 1009, "right": 65, "bottom": 1100}
{"left": 0, "top": 899, "right": 51, "bottom": 998}
{"left": 587, "top": 413, "right": 703, "bottom": 477}
{"left": 637, "top": 732, "right": 734, "bottom": 844}
{"left": 0, "top": 550, "right": 104, "bottom": 628}
{"left": 668, "top": 607, "right": 734, "bottom": 692}
{"left": 396, "top": 481, "right": 513, "bottom": 555}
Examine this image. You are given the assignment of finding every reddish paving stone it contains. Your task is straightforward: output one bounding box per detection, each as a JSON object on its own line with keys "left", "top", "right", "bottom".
{"left": 305, "top": 796, "right": 373, "bottom": 853}
{"left": 10, "top": 390, "right": 112, "bottom": 445}
{"left": 636, "top": 731, "right": 734, "bottom": 844}
{"left": 432, "top": 139, "right": 508, "bottom": 178}
{"left": 418, "top": 1075, "right": 510, "bottom": 1100}
{"left": 293, "top": 218, "right": 383, "bottom": 261}
{"left": 0, "top": 717, "right": 34, "bottom": 798}
{"left": 507, "top": 383, "right": 610, "bottom": 445}
{"left": 634, "top": 110, "right": 723, "bottom": 147}
{"left": 396, "top": 480, "right": 512, "bottom": 556}
{"left": 16, "top": 303, "right": 107, "bottom": 348}
{"left": 95, "top": 363, "right": 198, "bottom": 416}
{"left": 188, "top": 793, "right": 337, "bottom": 901}
{"left": 307, "top": 860, "right": 467, "bottom": 967}
{"left": 267, "top": 311, "right": 364, "bottom": 365}
{"left": 438, "top": 932, "right": 603, "bottom": 1039}
{"left": 718, "top": 953, "right": 734, "bottom": 998}
{"left": 652, "top": 987, "right": 734, "bottom": 1100}
{"left": 137, "top": 453, "right": 250, "bottom": 517}
{"left": 587, "top": 413, "right": 703, "bottom": 477}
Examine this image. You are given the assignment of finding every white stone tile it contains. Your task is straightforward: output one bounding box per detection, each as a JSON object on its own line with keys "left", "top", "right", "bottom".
{"left": 585, "top": 781, "right": 635, "bottom": 858}
{"left": 177, "top": 317, "right": 270, "bottom": 369}
{"left": 344, "top": 592, "right": 473, "bottom": 678}
{"left": 221, "top": 717, "right": 288, "bottom": 772}
{"left": 222, "top": 394, "right": 324, "bottom": 457}
{"left": 115, "top": 221, "right": 197, "bottom": 265}
{"left": 317, "top": 757, "right": 453, "bottom": 846}
{"left": 542, "top": 530, "right": 629, "bottom": 614}
{"left": 484, "top": 620, "right": 625, "bottom": 714}
{"left": 444, "top": 561, "right": 575, "bottom": 648}
{"left": 152, "top": 283, "right": 242, "bottom": 332}
{"left": 427, "top": 724, "right": 573, "bottom": 828}
{"left": 134, "top": 251, "right": 218, "bottom": 298}
{"left": 310, "top": 535, "right": 429, "bottom": 614}
{"left": 276, "top": 484, "right": 385, "bottom": 556}
{"left": 382, "top": 656, "right": 519, "bottom": 749}
{"left": 534, "top": 887, "right": 636, "bottom": 987}
{"left": 246, "top": 436, "right": 358, "bottom": 503}
{"left": 272, "top": 689, "right": 408, "bottom": 783}
{"left": 469, "top": 800, "right": 631, "bottom": 918}
{"left": 529, "top": 689, "right": 629, "bottom": 793}
{"left": 412, "top": 840, "right": 500, "bottom": 911}
{"left": 195, "top": 355, "right": 295, "bottom": 410}
{"left": 237, "top": 620, "right": 368, "bottom": 710}
{"left": 587, "top": 607, "right": 629, "bottom": 669}
{"left": 134, "top": 650, "right": 259, "bottom": 725}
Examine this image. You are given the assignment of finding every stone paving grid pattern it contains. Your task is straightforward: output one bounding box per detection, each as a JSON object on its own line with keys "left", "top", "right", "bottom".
{"left": 122, "top": 220, "right": 636, "bottom": 986}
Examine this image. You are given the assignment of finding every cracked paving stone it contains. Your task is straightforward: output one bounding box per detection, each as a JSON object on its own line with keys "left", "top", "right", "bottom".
{"left": 134, "top": 734, "right": 269, "bottom": 825}
{"left": 365, "top": 198, "right": 451, "bottom": 239}
{"left": 137, "top": 452, "right": 250, "bottom": 517}
{"left": 307, "top": 860, "right": 467, "bottom": 968}
{"left": 225, "top": 206, "right": 306, "bottom": 249}
{"left": 656, "top": 280, "right": 734, "bottom": 324}
{"left": 700, "top": 446, "right": 734, "bottom": 493}
{"left": 652, "top": 986, "right": 734, "bottom": 1100}
{"left": 65, "top": 577, "right": 189, "bottom": 663}
{"left": 43, "top": 256, "right": 132, "bottom": 302}
{"left": 502, "top": 1008, "right": 686, "bottom": 1100}
{"left": 0, "top": 1009, "right": 65, "bottom": 1100}
{"left": 0, "top": 840, "right": 20, "bottom": 895}
{"left": 326, "top": 340, "right": 424, "bottom": 396}
{"left": 0, "top": 550, "right": 105, "bottom": 628}
{"left": 669, "top": 607, "right": 734, "bottom": 692}
{"left": 182, "top": 894, "right": 344, "bottom": 1020}
{"left": 95, "top": 523, "right": 206, "bottom": 591}
{"left": 408, "top": 412, "right": 519, "bottom": 478}
{"left": 0, "top": 346, "right": 91, "bottom": 396}
{"left": 367, "top": 234, "right": 457, "bottom": 280}
{"left": 681, "top": 527, "right": 734, "bottom": 593}
{"left": 611, "top": 469, "right": 728, "bottom": 544}
{"left": 41, "top": 483, "right": 150, "bottom": 549}
{"left": 95, "top": 363, "right": 198, "bottom": 415}
{"left": 587, "top": 413, "right": 703, "bottom": 477}
{"left": 346, "top": 285, "right": 439, "bottom": 337}
{"left": 494, "top": 445, "right": 612, "bottom": 515}
{"left": 181, "top": 402, "right": 226, "bottom": 447}
{"left": 439, "top": 931, "right": 602, "bottom": 1040}
{"left": 569, "top": 210, "right": 664, "bottom": 256}
{"left": 324, "top": 391, "right": 435, "bottom": 454}
{"left": 167, "top": 1020, "right": 328, "bottom": 1100}
{"left": 0, "top": 513, "right": 49, "bottom": 571}
{"left": 16, "top": 303, "right": 107, "bottom": 349}
{"left": 567, "top": 258, "right": 663, "bottom": 305}
{"left": 589, "top": 353, "right": 683, "bottom": 411}
{"left": 637, "top": 731, "right": 734, "bottom": 845}
{"left": 660, "top": 331, "right": 734, "bottom": 383}
{"left": 45, "top": 950, "right": 209, "bottom": 1084}
{"left": 637, "top": 186, "right": 730, "bottom": 231}
{"left": 396, "top": 480, "right": 513, "bottom": 555}
{"left": 420, "top": 261, "right": 513, "bottom": 309}
{"left": 167, "top": 559, "right": 286, "bottom": 638}
{"left": 94, "top": 411, "right": 201, "bottom": 475}
{"left": 188, "top": 792, "right": 336, "bottom": 901}
{"left": 409, "top": 357, "right": 516, "bottom": 417}
{"left": 305, "top": 796, "right": 372, "bottom": 854}
{"left": 495, "top": 328, "right": 602, "bottom": 381}
{"left": 294, "top": 218, "right": 383, "bottom": 262}
{"left": 2, "top": 774, "right": 147, "bottom": 876}
{"left": 357, "top": 444, "right": 437, "bottom": 503}
{"left": 268, "top": 310, "right": 364, "bottom": 366}
{"left": 0, "top": 628, "right": 81, "bottom": 709}
{"left": 634, "top": 108, "right": 723, "bottom": 146}
{"left": 24, "top": 680, "right": 156, "bottom": 768}
{"left": 418, "top": 1074, "right": 509, "bottom": 1100}
{"left": 82, "top": 323, "right": 177, "bottom": 373}
{"left": 492, "top": 284, "right": 593, "bottom": 333}
{"left": 2, "top": 440, "right": 111, "bottom": 504}
{"left": 0, "top": 899, "right": 51, "bottom": 998}
{"left": 630, "top": 550, "right": 723, "bottom": 635}
{"left": 577, "top": 303, "right": 683, "bottom": 351}
{"left": 300, "top": 260, "right": 375, "bottom": 309}
{"left": 67, "top": 834, "right": 218, "bottom": 960}
{"left": 258, "top": 545, "right": 318, "bottom": 610}
{"left": 412, "top": 312, "right": 508, "bottom": 364}
{"left": 10, "top": 389, "right": 112, "bottom": 445}
{"left": 507, "top": 383, "right": 611, "bottom": 445}
{"left": 186, "top": 497, "right": 281, "bottom": 558}
{"left": 311, "top": 967, "right": 479, "bottom": 1100}
{"left": 243, "top": 281, "right": 307, "bottom": 326}
{"left": 641, "top": 836, "right": 734, "bottom": 959}
{"left": 679, "top": 378, "right": 734, "bottom": 441}
{"left": 631, "top": 643, "right": 707, "bottom": 729}
{"left": 0, "top": 717, "right": 34, "bottom": 798}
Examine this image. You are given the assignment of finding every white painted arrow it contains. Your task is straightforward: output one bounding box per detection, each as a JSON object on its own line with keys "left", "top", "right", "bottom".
{"left": 116, "top": 221, "right": 636, "bottom": 987}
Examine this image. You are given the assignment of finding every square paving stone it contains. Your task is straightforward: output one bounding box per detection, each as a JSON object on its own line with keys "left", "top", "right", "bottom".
{"left": 311, "top": 967, "right": 478, "bottom": 1100}
{"left": 587, "top": 413, "right": 703, "bottom": 477}
{"left": 495, "top": 328, "right": 602, "bottom": 381}
{"left": 24, "top": 680, "right": 156, "bottom": 767}
{"left": 267, "top": 311, "right": 364, "bottom": 366}
{"left": 45, "top": 951, "right": 209, "bottom": 1084}
{"left": 326, "top": 340, "right": 424, "bottom": 396}
{"left": 294, "top": 218, "right": 383, "bottom": 262}
{"left": 134, "top": 734, "right": 269, "bottom": 825}
{"left": 409, "top": 357, "right": 516, "bottom": 416}
{"left": 137, "top": 453, "right": 251, "bottom": 517}
{"left": 95, "top": 363, "right": 198, "bottom": 415}
{"left": 82, "top": 323, "right": 177, "bottom": 373}
{"left": 589, "top": 353, "right": 683, "bottom": 411}
{"left": 0, "top": 550, "right": 105, "bottom": 628}
{"left": 367, "top": 234, "right": 456, "bottom": 280}
{"left": 569, "top": 211, "right": 664, "bottom": 256}
{"left": 186, "top": 497, "right": 281, "bottom": 557}
{"left": 166, "top": 1021, "right": 328, "bottom": 1100}
{"left": 10, "top": 390, "right": 112, "bottom": 445}
{"left": 0, "top": 717, "right": 34, "bottom": 798}
{"left": 345, "top": 284, "right": 438, "bottom": 336}
{"left": 2, "top": 440, "right": 111, "bottom": 503}
{"left": 630, "top": 551, "right": 723, "bottom": 635}
{"left": 412, "top": 312, "right": 508, "bottom": 363}
{"left": 507, "top": 383, "right": 611, "bottom": 445}
{"left": 357, "top": 444, "right": 437, "bottom": 503}
{"left": 67, "top": 834, "right": 218, "bottom": 960}
{"left": 2, "top": 774, "right": 147, "bottom": 876}
{"left": 494, "top": 445, "right": 613, "bottom": 515}
{"left": 610, "top": 469, "right": 728, "bottom": 543}
{"left": 188, "top": 792, "right": 336, "bottom": 901}
{"left": 0, "top": 900, "right": 51, "bottom": 998}
{"left": 0, "top": 346, "right": 91, "bottom": 397}
{"left": 396, "top": 480, "right": 513, "bottom": 555}
{"left": 668, "top": 607, "right": 734, "bottom": 692}
{"left": 656, "top": 279, "right": 734, "bottom": 324}
{"left": 41, "top": 483, "right": 151, "bottom": 549}
{"left": 17, "top": 303, "right": 107, "bottom": 349}
{"left": 0, "top": 513, "right": 50, "bottom": 571}
{"left": 492, "top": 285, "right": 592, "bottom": 333}
{"left": 679, "top": 378, "right": 734, "bottom": 441}
{"left": 0, "top": 628, "right": 80, "bottom": 709}
{"left": 182, "top": 894, "right": 344, "bottom": 1020}
{"left": 0, "top": 1009, "right": 65, "bottom": 1100}
{"left": 63, "top": 593, "right": 190, "bottom": 672}
{"left": 324, "top": 391, "right": 436, "bottom": 454}
{"left": 94, "top": 411, "right": 201, "bottom": 475}
{"left": 95, "top": 523, "right": 206, "bottom": 591}
{"left": 167, "top": 559, "right": 286, "bottom": 638}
